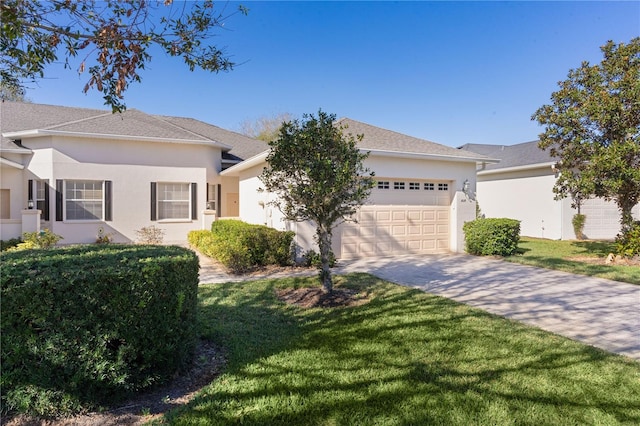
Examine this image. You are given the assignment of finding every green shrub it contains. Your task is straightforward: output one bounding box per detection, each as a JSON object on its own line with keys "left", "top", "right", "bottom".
{"left": 7, "top": 229, "right": 63, "bottom": 251}
{"left": 0, "top": 245, "right": 199, "bottom": 417}
{"left": 301, "top": 249, "right": 336, "bottom": 268}
{"left": 463, "top": 218, "right": 521, "bottom": 256}
{"left": 572, "top": 213, "right": 586, "bottom": 240}
{"left": 616, "top": 221, "right": 640, "bottom": 258}
{"left": 188, "top": 220, "right": 295, "bottom": 273}
{"left": 0, "top": 238, "right": 22, "bottom": 252}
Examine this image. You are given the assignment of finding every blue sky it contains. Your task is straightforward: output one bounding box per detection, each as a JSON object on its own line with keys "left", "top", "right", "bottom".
{"left": 26, "top": 1, "right": 640, "bottom": 147}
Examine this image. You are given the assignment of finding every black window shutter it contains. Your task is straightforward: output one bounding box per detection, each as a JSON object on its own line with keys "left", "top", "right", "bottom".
{"left": 150, "top": 182, "right": 157, "bottom": 221}
{"left": 28, "top": 179, "right": 34, "bottom": 202}
{"left": 43, "top": 181, "right": 50, "bottom": 221}
{"left": 55, "top": 180, "right": 63, "bottom": 221}
{"left": 216, "top": 184, "right": 221, "bottom": 218}
{"left": 104, "top": 180, "right": 112, "bottom": 221}
{"left": 191, "top": 182, "right": 197, "bottom": 220}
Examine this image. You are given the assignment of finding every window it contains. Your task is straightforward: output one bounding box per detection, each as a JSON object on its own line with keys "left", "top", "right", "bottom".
{"left": 36, "top": 181, "right": 47, "bottom": 213}
{"left": 424, "top": 183, "right": 435, "bottom": 191}
{"left": 158, "top": 183, "right": 190, "bottom": 220}
{"left": 207, "top": 184, "right": 217, "bottom": 211}
{"left": 393, "top": 182, "right": 405, "bottom": 190}
{"left": 438, "top": 183, "right": 449, "bottom": 191}
{"left": 65, "top": 180, "right": 104, "bottom": 220}
{"left": 0, "top": 189, "right": 9, "bottom": 219}
{"left": 409, "top": 182, "right": 420, "bottom": 190}
{"left": 377, "top": 181, "right": 390, "bottom": 189}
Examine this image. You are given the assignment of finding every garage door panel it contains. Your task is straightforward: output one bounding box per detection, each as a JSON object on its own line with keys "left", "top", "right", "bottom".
{"left": 341, "top": 179, "right": 451, "bottom": 258}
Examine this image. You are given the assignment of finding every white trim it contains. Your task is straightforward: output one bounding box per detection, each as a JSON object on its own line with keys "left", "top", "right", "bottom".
{"left": 0, "top": 157, "right": 25, "bottom": 169}
{"left": 220, "top": 148, "right": 497, "bottom": 176}
{"left": 477, "top": 161, "right": 556, "bottom": 176}
{"left": 365, "top": 148, "right": 499, "bottom": 164}
{"left": 2, "top": 129, "right": 232, "bottom": 150}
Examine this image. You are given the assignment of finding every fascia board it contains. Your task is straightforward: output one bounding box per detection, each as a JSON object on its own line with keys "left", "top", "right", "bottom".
{"left": 364, "top": 148, "right": 500, "bottom": 164}
{"left": 477, "top": 161, "right": 556, "bottom": 176}
{"left": 2, "top": 129, "right": 233, "bottom": 150}
{"left": 0, "top": 156, "right": 25, "bottom": 169}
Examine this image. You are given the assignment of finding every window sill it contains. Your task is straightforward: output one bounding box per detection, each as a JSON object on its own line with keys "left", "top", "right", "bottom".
{"left": 157, "top": 219, "right": 194, "bottom": 224}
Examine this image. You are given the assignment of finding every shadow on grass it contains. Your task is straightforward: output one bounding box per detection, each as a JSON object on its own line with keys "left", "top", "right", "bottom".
{"left": 162, "top": 274, "right": 640, "bottom": 425}
{"left": 572, "top": 240, "right": 617, "bottom": 256}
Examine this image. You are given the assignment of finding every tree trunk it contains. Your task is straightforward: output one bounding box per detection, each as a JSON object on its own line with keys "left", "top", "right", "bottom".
{"left": 618, "top": 194, "right": 637, "bottom": 235}
{"left": 316, "top": 226, "right": 333, "bottom": 293}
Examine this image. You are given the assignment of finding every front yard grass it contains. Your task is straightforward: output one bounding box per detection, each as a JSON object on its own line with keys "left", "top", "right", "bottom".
{"left": 162, "top": 274, "right": 640, "bottom": 425}
{"left": 505, "top": 237, "right": 640, "bottom": 285}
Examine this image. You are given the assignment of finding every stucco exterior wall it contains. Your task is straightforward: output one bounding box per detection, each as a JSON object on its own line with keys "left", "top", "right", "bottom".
{"left": 0, "top": 159, "right": 25, "bottom": 239}
{"left": 477, "top": 168, "right": 563, "bottom": 239}
{"left": 16, "top": 135, "right": 222, "bottom": 244}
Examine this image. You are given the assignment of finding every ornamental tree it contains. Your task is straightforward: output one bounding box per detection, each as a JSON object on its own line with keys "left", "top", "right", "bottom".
{"left": 1, "top": 0, "right": 247, "bottom": 112}
{"left": 532, "top": 37, "right": 640, "bottom": 236}
{"left": 260, "top": 110, "right": 375, "bottom": 293}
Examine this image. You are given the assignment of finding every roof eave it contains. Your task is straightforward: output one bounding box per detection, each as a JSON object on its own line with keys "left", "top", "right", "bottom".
{"left": 0, "top": 156, "right": 25, "bottom": 169}
{"left": 364, "top": 148, "right": 500, "bottom": 164}
{"left": 2, "top": 129, "right": 232, "bottom": 150}
{"left": 220, "top": 150, "right": 269, "bottom": 176}
{"left": 478, "top": 161, "right": 556, "bottom": 176}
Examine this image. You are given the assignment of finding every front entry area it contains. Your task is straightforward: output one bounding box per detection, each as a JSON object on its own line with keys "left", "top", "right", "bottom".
{"left": 338, "top": 179, "right": 451, "bottom": 259}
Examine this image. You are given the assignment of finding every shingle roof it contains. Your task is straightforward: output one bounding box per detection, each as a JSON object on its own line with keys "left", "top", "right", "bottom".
{"left": 0, "top": 101, "right": 266, "bottom": 161}
{"left": 459, "top": 141, "right": 553, "bottom": 170}
{"left": 337, "top": 118, "right": 493, "bottom": 161}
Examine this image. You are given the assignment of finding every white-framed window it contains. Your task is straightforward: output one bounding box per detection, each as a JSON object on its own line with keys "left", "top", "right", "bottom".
{"left": 36, "top": 180, "right": 47, "bottom": 213}
{"left": 65, "top": 180, "right": 104, "bottom": 220}
{"left": 377, "top": 181, "right": 390, "bottom": 189}
{"left": 409, "top": 182, "right": 420, "bottom": 190}
{"left": 438, "top": 183, "right": 449, "bottom": 191}
{"left": 393, "top": 182, "right": 405, "bottom": 190}
{"left": 157, "top": 182, "right": 191, "bottom": 220}
{"left": 424, "top": 182, "right": 435, "bottom": 191}
{"left": 207, "top": 184, "right": 217, "bottom": 211}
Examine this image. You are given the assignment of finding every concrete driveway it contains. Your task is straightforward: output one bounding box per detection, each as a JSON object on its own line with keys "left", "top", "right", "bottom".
{"left": 335, "top": 254, "right": 640, "bottom": 361}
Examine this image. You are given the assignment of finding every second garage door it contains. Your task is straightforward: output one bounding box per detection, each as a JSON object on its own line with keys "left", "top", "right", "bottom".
{"left": 338, "top": 179, "right": 451, "bottom": 259}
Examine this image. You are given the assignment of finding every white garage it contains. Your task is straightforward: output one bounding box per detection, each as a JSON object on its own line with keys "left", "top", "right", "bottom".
{"left": 222, "top": 118, "right": 497, "bottom": 258}
{"left": 339, "top": 179, "right": 451, "bottom": 258}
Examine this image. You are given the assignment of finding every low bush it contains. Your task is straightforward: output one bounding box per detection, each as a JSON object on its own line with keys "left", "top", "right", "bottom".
{"left": 7, "top": 229, "right": 63, "bottom": 251}
{"left": 0, "top": 245, "right": 199, "bottom": 417}
{"left": 0, "top": 238, "right": 21, "bottom": 252}
{"left": 463, "top": 218, "right": 521, "bottom": 256}
{"left": 188, "top": 220, "right": 295, "bottom": 273}
{"left": 616, "top": 221, "right": 640, "bottom": 258}
{"left": 301, "top": 249, "right": 336, "bottom": 268}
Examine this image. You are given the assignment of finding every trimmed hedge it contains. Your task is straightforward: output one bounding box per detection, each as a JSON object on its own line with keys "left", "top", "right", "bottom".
{"left": 188, "top": 219, "right": 295, "bottom": 274}
{"left": 0, "top": 245, "right": 199, "bottom": 417}
{"left": 463, "top": 218, "right": 521, "bottom": 256}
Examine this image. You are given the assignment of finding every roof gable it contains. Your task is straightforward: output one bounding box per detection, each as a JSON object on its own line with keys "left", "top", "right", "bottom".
{"left": 337, "top": 118, "right": 492, "bottom": 161}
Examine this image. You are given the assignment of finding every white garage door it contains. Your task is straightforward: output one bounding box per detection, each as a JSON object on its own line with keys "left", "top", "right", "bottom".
{"left": 339, "top": 180, "right": 450, "bottom": 259}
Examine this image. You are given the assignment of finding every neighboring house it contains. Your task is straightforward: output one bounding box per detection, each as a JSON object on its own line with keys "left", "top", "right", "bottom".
{"left": 0, "top": 101, "right": 267, "bottom": 244}
{"left": 460, "top": 141, "right": 640, "bottom": 240}
{"left": 221, "top": 118, "right": 497, "bottom": 259}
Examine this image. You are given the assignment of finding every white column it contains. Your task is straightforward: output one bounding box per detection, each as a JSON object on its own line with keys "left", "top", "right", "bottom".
{"left": 450, "top": 191, "right": 476, "bottom": 253}
{"left": 21, "top": 209, "right": 42, "bottom": 234}
{"left": 202, "top": 210, "right": 216, "bottom": 231}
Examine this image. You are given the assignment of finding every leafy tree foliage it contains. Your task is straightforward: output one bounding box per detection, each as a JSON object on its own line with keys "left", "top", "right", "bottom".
{"left": 238, "top": 112, "right": 294, "bottom": 142}
{"left": 533, "top": 38, "right": 640, "bottom": 235}
{"left": 260, "top": 110, "right": 375, "bottom": 293}
{"left": 1, "top": 0, "right": 247, "bottom": 112}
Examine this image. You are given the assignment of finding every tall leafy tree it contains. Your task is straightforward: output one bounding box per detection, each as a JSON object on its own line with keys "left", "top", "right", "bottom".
{"left": 1, "top": 0, "right": 247, "bottom": 112}
{"left": 532, "top": 37, "right": 640, "bottom": 235}
{"left": 260, "top": 110, "right": 375, "bottom": 293}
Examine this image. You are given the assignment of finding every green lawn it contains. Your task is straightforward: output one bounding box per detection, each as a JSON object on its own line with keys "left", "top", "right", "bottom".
{"left": 505, "top": 238, "right": 640, "bottom": 285}
{"left": 161, "top": 274, "right": 640, "bottom": 425}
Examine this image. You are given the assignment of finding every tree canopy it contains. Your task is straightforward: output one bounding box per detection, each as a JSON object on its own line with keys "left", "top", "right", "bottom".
{"left": 532, "top": 37, "right": 640, "bottom": 235}
{"left": 260, "top": 110, "right": 375, "bottom": 293}
{"left": 1, "top": 0, "right": 247, "bottom": 112}
{"left": 238, "top": 112, "right": 294, "bottom": 142}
